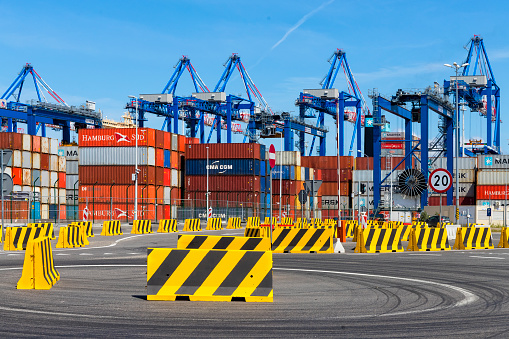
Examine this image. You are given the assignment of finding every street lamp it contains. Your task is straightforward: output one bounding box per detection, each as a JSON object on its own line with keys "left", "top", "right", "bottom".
{"left": 444, "top": 62, "right": 469, "bottom": 224}
{"left": 128, "top": 95, "right": 139, "bottom": 221}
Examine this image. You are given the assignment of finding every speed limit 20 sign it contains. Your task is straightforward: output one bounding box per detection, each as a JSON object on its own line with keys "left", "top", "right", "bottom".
{"left": 429, "top": 168, "right": 453, "bottom": 193}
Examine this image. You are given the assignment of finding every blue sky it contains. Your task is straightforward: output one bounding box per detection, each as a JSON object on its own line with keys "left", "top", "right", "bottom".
{"left": 1, "top": 0, "right": 508, "bottom": 154}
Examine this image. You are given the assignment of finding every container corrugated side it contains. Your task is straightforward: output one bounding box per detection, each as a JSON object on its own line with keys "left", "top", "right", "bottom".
{"left": 431, "top": 157, "right": 478, "bottom": 170}
{"left": 58, "top": 156, "right": 66, "bottom": 172}
{"left": 477, "top": 170, "right": 509, "bottom": 185}
{"left": 22, "top": 134, "right": 31, "bottom": 151}
{"left": 66, "top": 160, "right": 78, "bottom": 175}
{"left": 275, "top": 151, "right": 301, "bottom": 166}
{"left": 478, "top": 155, "right": 509, "bottom": 169}
{"left": 79, "top": 128, "right": 156, "bottom": 147}
{"left": 41, "top": 170, "right": 49, "bottom": 187}
{"left": 49, "top": 138, "right": 58, "bottom": 155}
{"left": 186, "top": 143, "right": 261, "bottom": 160}
{"left": 79, "top": 165, "right": 156, "bottom": 185}
{"left": 66, "top": 174, "right": 79, "bottom": 190}
{"left": 41, "top": 137, "right": 49, "bottom": 153}
{"left": 186, "top": 175, "right": 260, "bottom": 192}
{"left": 40, "top": 153, "right": 49, "bottom": 170}
{"left": 272, "top": 165, "right": 295, "bottom": 180}
{"left": 22, "top": 168, "right": 31, "bottom": 186}
{"left": 79, "top": 147, "right": 155, "bottom": 166}
{"left": 31, "top": 169, "right": 41, "bottom": 186}
{"left": 32, "top": 153, "right": 41, "bottom": 169}
{"left": 12, "top": 150, "right": 22, "bottom": 167}
{"left": 58, "top": 146, "right": 79, "bottom": 161}
{"left": 79, "top": 184, "right": 156, "bottom": 201}
{"left": 32, "top": 136, "right": 41, "bottom": 153}
{"left": 171, "top": 134, "right": 178, "bottom": 151}
{"left": 50, "top": 171, "right": 58, "bottom": 187}
{"left": 50, "top": 155, "right": 58, "bottom": 171}
{"left": 186, "top": 159, "right": 260, "bottom": 176}
{"left": 476, "top": 185, "right": 509, "bottom": 200}
{"left": 22, "top": 151, "right": 31, "bottom": 168}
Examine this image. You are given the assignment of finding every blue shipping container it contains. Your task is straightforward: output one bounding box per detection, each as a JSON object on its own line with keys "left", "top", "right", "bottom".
{"left": 305, "top": 167, "right": 310, "bottom": 181}
{"left": 260, "top": 160, "right": 266, "bottom": 177}
{"left": 186, "top": 159, "right": 261, "bottom": 176}
{"left": 272, "top": 165, "right": 295, "bottom": 180}
{"left": 164, "top": 150, "right": 171, "bottom": 168}
{"left": 260, "top": 175, "right": 265, "bottom": 192}
{"left": 260, "top": 144, "right": 266, "bottom": 160}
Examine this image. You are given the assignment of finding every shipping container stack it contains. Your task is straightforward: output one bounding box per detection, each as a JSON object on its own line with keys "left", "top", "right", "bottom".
{"left": 0, "top": 133, "right": 67, "bottom": 221}
{"left": 185, "top": 143, "right": 266, "bottom": 220}
{"left": 78, "top": 128, "right": 184, "bottom": 221}
{"left": 475, "top": 154, "right": 508, "bottom": 224}
{"left": 301, "top": 155, "right": 353, "bottom": 219}
{"left": 58, "top": 145, "right": 79, "bottom": 220}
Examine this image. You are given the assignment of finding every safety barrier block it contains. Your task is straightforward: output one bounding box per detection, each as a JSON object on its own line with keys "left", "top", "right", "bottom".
{"left": 157, "top": 219, "right": 178, "bottom": 233}
{"left": 183, "top": 219, "right": 201, "bottom": 232}
{"left": 17, "top": 237, "right": 60, "bottom": 290}
{"left": 3, "top": 226, "right": 47, "bottom": 251}
{"left": 27, "top": 223, "right": 55, "bottom": 240}
{"left": 56, "top": 225, "right": 87, "bottom": 248}
{"left": 271, "top": 228, "right": 333, "bottom": 253}
{"left": 226, "top": 217, "right": 242, "bottom": 229}
{"left": 355, "top": 228, "right": 404, "bottom": 253}
{"left": 147, "top": 248, "right": 273, "bottom": 302}
{"left": 71, "top": 221, "right": 94, "bottom": 237}
{"left": 101, "top": 220, "right": 123, "bottom": 236}
{"left": 247, "top": 217, "right": 260, "bottom": 228}
{"left": 344, "top": 222, "right": 355, "bottom": 238}
{"left": 281, "top": 217, "right": 293, "bottom": 225}
{"left": 0, "top": 225, "right": 2, "bottom": 243}
{"left": 131, "top": 220, "right": 153, "bottom": 234}
{"left": 498, "top": 227, "right": 509, "bottom": 248}
{"left": 206, "top": 218, "right": 223, "bottom": 230}
{"left": 453, "top": 227, "right": 493, "bottom": 250}
{"left": 407, "top": 228, "right": 450, "bottom": 251}
{"left": 177, "top": 234, "right": 271, "bottom": 251}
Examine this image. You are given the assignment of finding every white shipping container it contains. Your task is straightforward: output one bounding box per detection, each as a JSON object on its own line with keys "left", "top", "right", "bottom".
{"left": 22, "top": 168, "right": 31, "bottom": 186}
{"left": 50, "top": 171, "right": 58, "bottom": 187}
{"left": 309, "top": 168, "right": 314, "bottom": 180}
{"left": 59, "top": 189, "right": 66, "bottom": 205}
{"left": 50, "top": 138, "right": 58, "bottom": 155}
{"left": 41, "top": 137, "right": 49, "bottom": 153}
{"left": 301, "top": 167, "right": 305, "bottom": 182}
{"left": 22, "top": 151, "right": 31, "bottom": 168}
{"left": 22, "top": 134, "right": 31, "bottom": 151}
{"left": 13, "top": 185, "right": 22, "bottom": 192}
{"left": 321, "top": 196, "right": 350, "bottom": 209}
{"left": 58, "top": 146, "right": 79, "bottom": 161}
{"left": 12, "top": 150, "right": 22, "bottom": 167}
{"left": 171, "top": 134, "right": 178, "bottom": 151}
{"left": 41, "top": 188, "right": 49, "bottom": 204}
{"left": 50, "top": 155, "right": 58, "bottom": 171}
{"left": 79, "top": 147, "right": 156, "bottom": 166}
{"left": 41, "top": 204, "right": 49, "bottom": 220}
{"left": 32, "top": 153, "right": 41, "bottom": 169}
{"left": 163, "top": 186, "right": 171, "bottom": 204}
{"left": 22, "top": 185, "right": 31, "bottom": 192}
{"left": 58, "top": 156, "right": 66, "bottom": 172}
{"left": 478, "top": 155, "right": 509, "bottom": 170}
{"left": 171, "top": 169, "right": 179, "bottom": 187}
{"left": 66, "top": 174, "right": 79, "bottom": 190}
{"left": 41, "top": 170, "right": 50, "bottom": 187}
{"left": 274, "top": 151, "right": 301, "bottom": 166}
{"left": 66, "top": 160, "right": 79, "bottom": 175}
{"left": 353, "top": 170, "right": 402, "bottom": 182}
{"left": 431, "top": 157, "right": 478, "bottom": 170}
{"left": 477, "top": 170, "right": 509, "bottom": 186}
{"left": 4, "top": 167, "right": 11, "bottom": 177}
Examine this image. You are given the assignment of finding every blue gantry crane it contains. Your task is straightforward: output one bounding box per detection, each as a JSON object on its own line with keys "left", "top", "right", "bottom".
{"left": 0, "top": 63, "right": 102, "bottom": 143}
{"left": 294, "top": 49, "right": 369, "bottom": 156}
{"left": 443, "top": 35, "right": 501, "bottom": 155}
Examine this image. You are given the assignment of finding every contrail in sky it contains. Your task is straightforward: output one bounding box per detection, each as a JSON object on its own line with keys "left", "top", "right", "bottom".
{"left": 270, "top": 0, "right": 335, "bottom": 50}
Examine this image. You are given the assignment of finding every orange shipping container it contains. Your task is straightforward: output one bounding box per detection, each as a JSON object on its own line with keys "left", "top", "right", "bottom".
{"left": 59, "top": 172, "right": 66, "bottom": 189}
{"left": 178, "top": 135, "right": 186, "bottom": 153}
{"left": 155, "top": 129, "right": 165, "bottom": 149}
{"left": 12, "top": 167, "right": 22, "bottom": 186}
{"left": 155, "top": 148, "right": 164, "bottom": 167}
{"left": 79, "top": 184, "right": 157, "bottom": 203}
{"left": 171, "top": 151, "right": 179, "bottom": 169}
{"left": 78, "top": 202, "right": 156, "bottom": 221}
{"left": 79, "top": 166, "right": 156, "bottom": 185}
{"left": 79, "top": 128, "right": 156, "bottom": 147}
{"left": 32, "top": 136, "right": 41, "bottom": 153}
{"left": 163, "top": 132, "right": 172, "bottom": 150}
{"left": 301, "top": 156, "right": 353, "bottom": 170}
{"left": 320, "top": 182, "right": 349, "bottom": 196}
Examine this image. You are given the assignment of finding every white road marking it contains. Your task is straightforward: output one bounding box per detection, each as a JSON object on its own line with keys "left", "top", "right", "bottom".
{"left": 7, "top": 254, "right": 20, "bottom": 256}
{"left": 55, "top": 253, "right": 70, "bottom": 256}
{"left": 469, "top": 255, "right": 504, "bottom": 260}
{"left": 274, "top": 267, "right": 478, "bottom": 317}
{"left": 79, "top": 253, "right": 93, "bottom": 256}
{"left": 0, "top": 305, "right": 122, "bottom": 319}
{"left": 103, "top": 253, "right": 113, "bottom": 255}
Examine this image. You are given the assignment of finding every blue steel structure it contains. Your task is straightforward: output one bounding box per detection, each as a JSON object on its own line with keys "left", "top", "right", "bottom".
{"left": 0, "top": 63, "right": 102, "bottom": 143}
{"left": 443, "top": 36, "right": 501, "bottom": 155}
{"left": 369, "top": 88, "right": 455, "bottom": 209}
{"left": 294, "top": 49, "right": 369, "bottom": 156}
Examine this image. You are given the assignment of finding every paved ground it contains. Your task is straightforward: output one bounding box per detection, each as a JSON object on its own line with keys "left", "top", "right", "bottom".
{"left": 1, "top": 224, "right": 509, "bottom": 338}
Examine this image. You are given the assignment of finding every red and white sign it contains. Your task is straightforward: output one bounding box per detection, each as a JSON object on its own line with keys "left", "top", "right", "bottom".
{"left": 282, "top": 210, "right": 286, "bottom": 218}
{"left": 269, "top": 144, "right": 276, "bottom": 169}
{"left": 83, "top": 204, "right": 89, "bottom": 221}
{"left": 382, "top": 142, "right": 404, "bottom": 149}
{"left": 208, "top": 207, "right": 212, "bottom": 218}
{"left": 429, "top": 168, "right": 453, "bottom": 193}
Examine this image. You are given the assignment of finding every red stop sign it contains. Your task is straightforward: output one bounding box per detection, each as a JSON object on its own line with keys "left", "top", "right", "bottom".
{"left": 269, "top": 144, "right": 276, "bottom": 169}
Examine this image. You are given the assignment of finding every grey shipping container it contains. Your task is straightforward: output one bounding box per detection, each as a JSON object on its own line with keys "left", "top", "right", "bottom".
{"left": 477, "top": 170, "right": 509, "bottom": 185}
{"left": 66, "top": 174, "right": 79, "bottom": 190}
{"left": 477, "top": 155, "right": 509, "bottom": 169}
{"left": 58, "top": 146, "right": 79, "bottom": 161}
{"left": 79, "top": 147, "right": 156, "bottom": 166}
{"left": 66, "top": 160, "right": 79, "bottom": 175}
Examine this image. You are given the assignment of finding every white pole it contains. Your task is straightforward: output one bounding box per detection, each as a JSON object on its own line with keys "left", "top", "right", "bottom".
{"left": 455, "top": 66, "right": 460, "bottom": 224}
{"left": 505, "top": 181, "right": 507, "bottom": 227}
{"left": 390, "top": 154, "right": 393, "bottom": 222}
{"left": 279, "top": 134, "right": 282, "bottom": 221}
{"left": 367, "top": 154, "right": 370, "bottom": 219}
{"left": 128, "top": 96, "right": 139, "bottom": 221}
{"left": 206, "top": 146, "right": 209, "bottom": 225}
{"left": 269, "top": 168, "right": 273, "bottom": 243}
{"left": 336, "top": 100, "right": 341, "bottom": 222}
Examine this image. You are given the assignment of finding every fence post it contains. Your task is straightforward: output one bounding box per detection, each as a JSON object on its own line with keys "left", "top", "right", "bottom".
{"left": 73, "top": 179, "right": 79, "bottom": 222}
{"left": 126, "top": 184, "right": 132, "bottom": 224}
{"left": 155, "top": 185, "right": 162, "bottom": 223}
{"left": 110, "top": 181, "right": 115, "bottom": 222}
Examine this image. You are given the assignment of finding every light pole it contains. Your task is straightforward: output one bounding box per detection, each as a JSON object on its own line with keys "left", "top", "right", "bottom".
{"left": 444, "top": 62, "right": 469, "bottom": 224}
{"left": 206, "top": 146, "right": 209, "bottom": 224}
{"left": 128, "top": 95, "right": 139, "bottom": 221}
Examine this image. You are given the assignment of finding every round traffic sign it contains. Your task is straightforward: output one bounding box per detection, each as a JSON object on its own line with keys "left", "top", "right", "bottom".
{"left": 269, "top": 144, "right": 276, "bottom": 169}
{"left": 429, "top": 168, "right": 453, "bottom": 193}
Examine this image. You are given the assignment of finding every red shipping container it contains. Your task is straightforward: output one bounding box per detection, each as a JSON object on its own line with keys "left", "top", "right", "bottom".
{"left": 185, "top": 143, "right": 262, "bottom": 160}
{"left": 155, "top": 148, "right": 164, "bottom": 167}
{"left": 155, "top": 167, "right": 164, "bottom": 186}
{"left": 301, "top": 156, "right": 353, "bottom": 169}
{"left": 79, "top": 128, "right": 156, "bottom": 147}
{"left": 171, "top": 188, "right": 181, "bottom": 202}
{"left": 41, "top": 153, "right": 49, "bottom": 170}
{"left": 12, "top": 167, "right": 22, "bottom": 186}
{"left": 79, "top": 184, "right": 156, "bottom": 203}
{"left": 155, "top": 130, "right": 165, "bottom": 149}
{"left": 78, "top": 202, "right": 155, "bottom": 221}
{"left": 355, "top": 157, "right": 373, "bottom": 170}
{"left": 185, "top": 137, "right": 199, "bottom": 144}
{"left": 32, "top": 136, "right": 41, "bottom": 153}
{"left": 196, "top": 191, "right": 259, "bottom": 207}
{"left": 271, "top": 180, "right": 302, "bottom": 195}
{"left": 163, "top": 168, "right": 171, "bottom": 186}
{"left": 428, "top": 196, "right": 475, "bottom": 206}
{"left": 476, "top": 185, "right": 509, "bottom": 200}
{"left": 314, "top": 169, "right": 322, "bottom": 180}
{"left": 0, "top": 133, "right": 22, "bottom": 150}
{"left": 58, "top": 172, "right": 66, "bottom": 189}
{"left": 321, "top": 169, "right": 352, "bottom": 182}
{"left": 163, "top": 132, "right": 172, "bottom": 150}
{"left": 79, "top": 166, "right": 156, "bottom": 185}
{"left": 186, "top": 175, "right": 260, "bottom": 192}
{"left": 164, "top": 205, "right": 172, "bottom": 219}
{"left": 178, "top": 135, "right": 186, "bottom": 153}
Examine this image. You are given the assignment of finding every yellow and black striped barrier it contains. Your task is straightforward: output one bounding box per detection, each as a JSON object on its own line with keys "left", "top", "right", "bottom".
{"left": 498, "top": 227, "right": 509, "bottom": 248}
{"left": 17, "top": 237, "right": 60, "bottom": 290}
{"left": 0, "top": 225, "right": 2, "bottom": 243}
{"left": 183, "top": 219, "right": 201, "bottom": 232}
{"left": 157, "top": 219, "right": 178, "bottom": 233}
{"left": 71, "top": 221, "right": 94, "bottom": 237}
{"left": 27, "top": 223, "right": 55, "bottom": 240}
{"left": 147, "top": 248, "right": 273, "bottom": 302}
{"left": 271, "top": 228, "right": 333, "bottom": 253}
{"left": 131, "top": 220, "right": 153, "bottom": 234}
{"left": 247, "top": 217, "right": 260, "bottom": 228}
{"left": 56, "top": 225, "right": 87, "bottom": 248}
{"left": 177, "top": 234, "right": 270, "bottom": 251}
{"left": 355, "top": 228, "right": 404, "bottom": 253}
{"left": 281, "top": 217, "right": 293, "bottom": 225}
{"left": 206, "top": 218, "right": 223, "bottom": 230}
{"left": 453, "top": 227, "right": 493, "bottom": 250}
{"left": 244, "top": 227, "right": 270, "bottom": 238}
{"left": 101, "top": 220, "right": 123, "bottom": 236}
{"left": 345, "top": 222, "right": 355, "bottom": 238}
{"left": 226, "top": 217, "right": 242, "bottom": 229}
{"left": 407, "top": 228, "right": 450, "bottom": 251}
{"left": 3, "top": 226, "right": 48, "bottom": 251}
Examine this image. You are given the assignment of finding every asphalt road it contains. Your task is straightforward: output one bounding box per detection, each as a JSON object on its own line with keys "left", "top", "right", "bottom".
{"left": 1, "top": 224, "right": 509, "bottom": 338}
